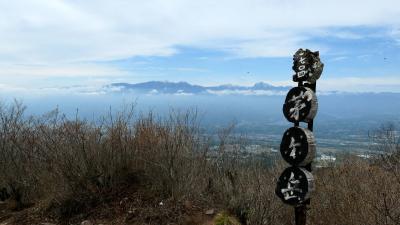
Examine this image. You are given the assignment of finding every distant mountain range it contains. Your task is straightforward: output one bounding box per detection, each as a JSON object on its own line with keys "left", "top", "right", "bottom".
{"left": 105, "top": 81, "right": 291, "bottom": 95}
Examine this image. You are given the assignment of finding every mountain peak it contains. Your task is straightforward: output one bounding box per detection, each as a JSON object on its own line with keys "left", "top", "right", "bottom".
{"left": 254, "top": 82, "right": 272, "bottom": 87}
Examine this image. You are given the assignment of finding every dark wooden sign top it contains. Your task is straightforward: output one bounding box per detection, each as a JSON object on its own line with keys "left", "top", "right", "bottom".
{"left": 292, "top": 49, "right": 324, "bottom": 83}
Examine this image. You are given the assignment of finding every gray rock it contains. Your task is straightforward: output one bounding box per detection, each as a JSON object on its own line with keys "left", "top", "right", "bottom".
{"left": 81, "top": 220, "right": 93, "bottom": 225}
{"left": 205, "top": 209, "right": 215, "bottom": 215}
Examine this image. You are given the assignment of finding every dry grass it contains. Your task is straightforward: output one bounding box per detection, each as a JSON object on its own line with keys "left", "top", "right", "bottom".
{"left": 0, "top": 101, "right": 399, "bottom": 225}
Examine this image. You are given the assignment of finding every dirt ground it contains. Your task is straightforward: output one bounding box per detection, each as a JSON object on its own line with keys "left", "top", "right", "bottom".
{"left": 0, "top": 181, "right": 219, "bottom": 225}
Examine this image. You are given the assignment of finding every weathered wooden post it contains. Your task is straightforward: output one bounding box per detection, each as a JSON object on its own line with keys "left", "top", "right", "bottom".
{"left": 276, "top": 49, "right": 323, "bottom": 225}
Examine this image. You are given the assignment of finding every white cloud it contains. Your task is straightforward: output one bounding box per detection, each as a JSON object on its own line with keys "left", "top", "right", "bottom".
{"left": 224, "top": 37, "right": 306, "bottom": 58}
{"left": 0, "top": 83, "right": 30, "bottom": 93}
{"left": 1, "top": 76, "right": 399, "bottom": 96}
{"left": 206, "top": 89, "right": 286, "bottom": 96}
{"left": 330, "top": 56, "right": 349, "bottom": 62}
{"left": 1, "top": 0, "right": 400, "bottom": 64}
{"left": 390, "top": 28, "right": 400, "bottom": 44}
{"left": 0, "top": 82, "right": 108, "bottom": 97}
{"left": 0, "top": 63, "right": 125, "bottom": 78}
{"left": 0, "top": 62, "right": 131, "bottom": 91}
{"left": 318, "top": 77, "right": 400, "bottom": 92}
{"left": 262, "top": 77, "right": 400, "bottom": 93}
{"left": 1, "top": 0, "right": 400, "bottom": 90}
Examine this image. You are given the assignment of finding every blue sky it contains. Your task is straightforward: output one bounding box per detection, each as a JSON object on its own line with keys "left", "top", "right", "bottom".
{"left": 1, "top": 0, "right": 400, "bottom": 93}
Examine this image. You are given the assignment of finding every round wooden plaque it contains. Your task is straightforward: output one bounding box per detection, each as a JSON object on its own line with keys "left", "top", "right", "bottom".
{"left": 275, "top": 167, "right": 315, "bottom": 206}
{"left": 280, "top": 127, "right": 316, "bottom": 166}
{"left": 283, "top": 87, "right": 318, "bottom": 123}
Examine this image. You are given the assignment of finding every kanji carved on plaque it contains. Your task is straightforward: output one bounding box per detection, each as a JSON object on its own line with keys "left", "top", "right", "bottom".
{"left": 280, "top": 127, "right": 316, "bottom": 166}
{"left": 283, "top": 87, "right": 318, "bottom": 123}
{"left": 276, "top": 167, "right": 315, "bottom": 205}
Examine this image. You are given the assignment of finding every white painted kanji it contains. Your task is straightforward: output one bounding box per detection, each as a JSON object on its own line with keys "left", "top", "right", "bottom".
{"left": 281, "top": 172, "right": 301, "bottom": 200}
{"left": 289, "top": 137, "right": 301, "bottom": 159}
{"left": 288, "top": 90, "right": 313, "bottom": 120}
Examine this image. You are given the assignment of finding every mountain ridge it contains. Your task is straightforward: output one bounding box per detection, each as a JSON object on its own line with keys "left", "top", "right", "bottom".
{"left": 106, "top": 81, "right": 291, "bottom": 95}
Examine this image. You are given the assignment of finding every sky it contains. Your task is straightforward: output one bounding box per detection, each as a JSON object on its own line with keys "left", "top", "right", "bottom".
{"left": 1, "top": 0, "right": 400, "bottom": 93}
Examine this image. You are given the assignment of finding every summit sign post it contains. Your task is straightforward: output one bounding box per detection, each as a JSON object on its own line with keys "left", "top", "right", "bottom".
{"left": 276, "top": 49, "right": 324, "bottom": 225}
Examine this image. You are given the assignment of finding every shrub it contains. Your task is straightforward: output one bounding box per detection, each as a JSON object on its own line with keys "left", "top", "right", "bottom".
{"left": 0, "top": 101, "right": 399, "bottom": 225}
{"left": 214, "top": 212, "right": 241, "bottom": 225}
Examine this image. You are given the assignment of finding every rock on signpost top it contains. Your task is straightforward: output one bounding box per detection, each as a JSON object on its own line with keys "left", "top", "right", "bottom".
{"left": 292, "top": 48, "right": 324, "bottom": 84}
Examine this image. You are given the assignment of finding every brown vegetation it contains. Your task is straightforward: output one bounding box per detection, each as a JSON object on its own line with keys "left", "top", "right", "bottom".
{"left": 0, "top": 101, "right": 399, "bottom": 225}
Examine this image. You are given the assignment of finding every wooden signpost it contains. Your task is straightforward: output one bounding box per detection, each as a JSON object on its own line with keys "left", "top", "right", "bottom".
{"left": 276, "top": 48, "right": 324, "bottom": 225}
